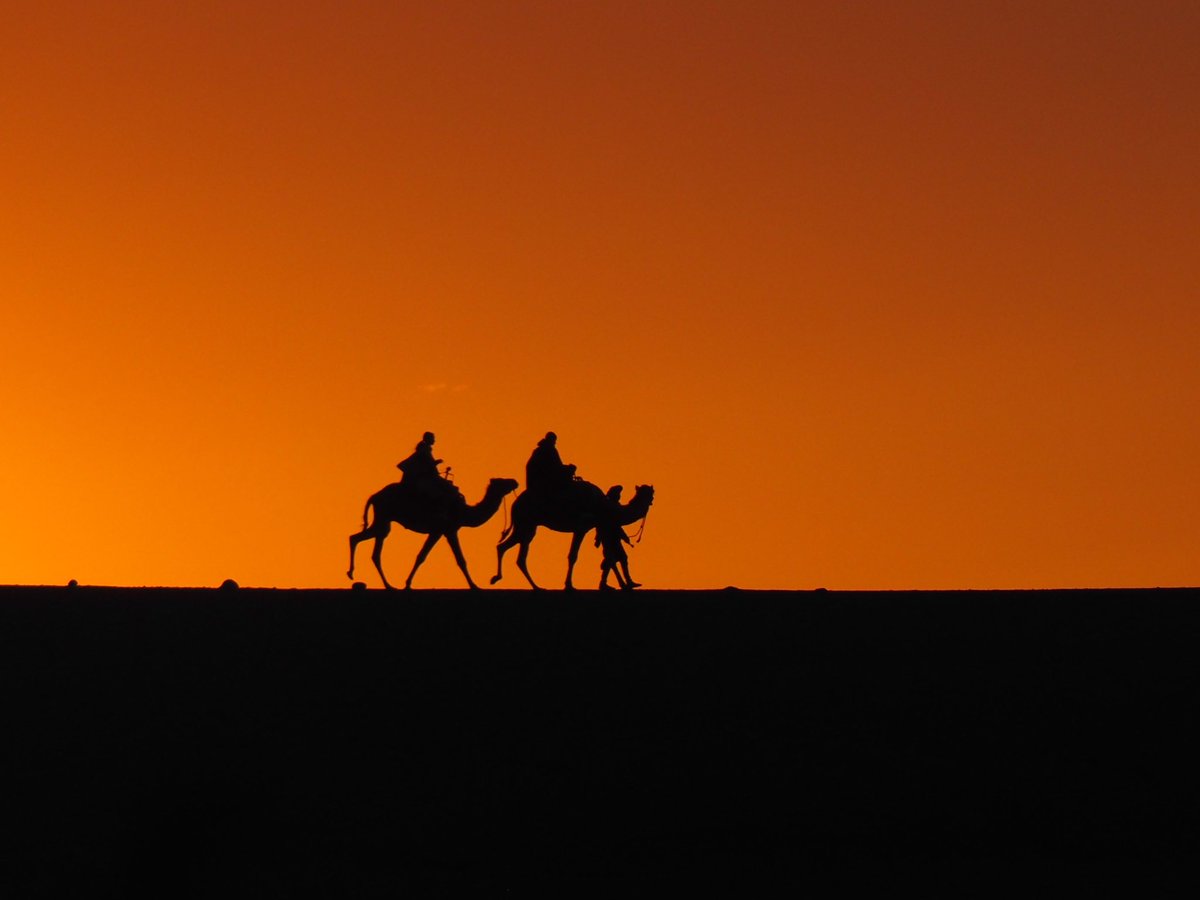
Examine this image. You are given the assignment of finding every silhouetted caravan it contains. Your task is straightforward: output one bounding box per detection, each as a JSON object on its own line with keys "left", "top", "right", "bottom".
{"left": 492, "top": 482, "right": 654, "bottom": 590}
{"left": 348, "top": 475, "right": 519, "bottom": 590}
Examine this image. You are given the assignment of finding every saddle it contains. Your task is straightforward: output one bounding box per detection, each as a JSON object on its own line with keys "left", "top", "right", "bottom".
{"left": 399, "top": 473, "right": 465, "bottom": 506}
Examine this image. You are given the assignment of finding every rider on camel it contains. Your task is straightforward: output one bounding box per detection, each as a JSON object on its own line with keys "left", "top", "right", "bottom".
{"left": 525, "top": 431, "right": 576, "bottom": 496}
{"left": 398, "top": 432, "right": 455, "bottom": 503}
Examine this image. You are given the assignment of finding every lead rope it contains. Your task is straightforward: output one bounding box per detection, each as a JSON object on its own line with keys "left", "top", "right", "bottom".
{"left": 500, "top": 492, "right": 510, "bottom": 538}
{"left": 632, "top": 508, "right": 649, "bottom": 544}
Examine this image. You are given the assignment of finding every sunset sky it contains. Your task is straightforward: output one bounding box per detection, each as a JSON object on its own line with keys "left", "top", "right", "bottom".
{"left": 3, "top": 1, "right": 1197, "bottom": 590}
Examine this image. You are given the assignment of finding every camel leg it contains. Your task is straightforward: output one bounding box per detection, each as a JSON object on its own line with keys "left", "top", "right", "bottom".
{"left": 369, "top": 523, "right": 396, "bottom": 590}
{"left": 515, "top": 535, "right": 542, "bottom": 591}
{"left": 445, "top": 530, "right": 479, "bottom": 590}
{"left": 404, "top": 533, "right": 442, "bottom": 590}
{"left": 492, "top": 532, "right": 520, "bottom": 585}
{"left": 348, "top": 530, "right": 367, "bottom": 579}
{"left": 349, "top": 522, "right": 386, "bottom": 580}
{"left": 564, "top": 531, "right": 587, "bottom": 590}
{"left": 497, "top": 525, "right": 542, "bottom": 590}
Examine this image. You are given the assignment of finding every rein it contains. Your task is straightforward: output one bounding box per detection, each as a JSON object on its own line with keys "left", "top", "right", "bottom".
{"left": 632, "top": 507, "right": 649, "bottom": 544}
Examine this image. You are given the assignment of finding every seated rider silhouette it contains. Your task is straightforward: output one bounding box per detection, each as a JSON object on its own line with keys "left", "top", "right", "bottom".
{"left": 398, "top": 432, "right": 454, "bottom": 502}
{"left": 525, "top": 431, "right": 576, "bottom": 497}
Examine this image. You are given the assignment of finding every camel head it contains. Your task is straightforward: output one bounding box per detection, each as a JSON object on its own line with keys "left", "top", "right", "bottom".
{"left": 627, "top": 484, "right": 654, "bottom": 514}
{"left": 632, "top": 484, "right": 654, "bottom": 504}
{"left": 488, "top": 477, "right": 521, "bottom": 498}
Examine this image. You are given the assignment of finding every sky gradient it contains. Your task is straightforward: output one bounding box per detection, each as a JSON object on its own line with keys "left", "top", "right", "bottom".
{"left": 4, "top": 1, "right": 1198, "bottom": 589}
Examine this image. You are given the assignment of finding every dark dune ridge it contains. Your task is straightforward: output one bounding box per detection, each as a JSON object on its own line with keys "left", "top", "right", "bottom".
{"left": 2, "top": 586, "right": 1197, "bottom": 894}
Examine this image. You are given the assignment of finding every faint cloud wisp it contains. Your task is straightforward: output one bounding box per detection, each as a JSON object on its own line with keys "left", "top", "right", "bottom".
{"left": 419, "top": 383, "right": 469, "bottom": 394}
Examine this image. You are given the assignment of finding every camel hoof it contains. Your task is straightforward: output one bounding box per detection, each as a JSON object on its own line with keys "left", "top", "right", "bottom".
{"left": 347, "top": 571, "right": 354, "bottom": 580}
{"left": 490, "top": 575, "right": 502, "bottom": 585}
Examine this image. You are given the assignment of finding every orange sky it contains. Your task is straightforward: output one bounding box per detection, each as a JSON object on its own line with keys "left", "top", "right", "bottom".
{"left": 3, "top": 1, "right": 1198, "bottom": 589}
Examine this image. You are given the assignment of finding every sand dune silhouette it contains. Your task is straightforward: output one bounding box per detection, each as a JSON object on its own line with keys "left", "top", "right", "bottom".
{"left": 2, "top": 585, "right": 1196, "bottom": 893}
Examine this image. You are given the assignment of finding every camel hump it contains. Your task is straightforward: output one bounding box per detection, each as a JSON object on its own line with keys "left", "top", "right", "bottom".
{"left": 572, "top": 479, "right": 605, "bottom": 502}
{"left": 374, "top": 482, "right": 406, "bottom": 504}
{"left": 382, "top": 478, "right": 465, "bottom": 509}
{"left": 419, "top": 478, "right": 466, "bottom": 507}
{"left": 514, "top": 478, "right": 593, "bottom": 511}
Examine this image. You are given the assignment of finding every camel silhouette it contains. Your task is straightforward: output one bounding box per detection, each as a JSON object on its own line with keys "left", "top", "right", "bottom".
{"left": 348, "top": 477, "right": 519, "bottom": 590}
{"left": 491, "top": 482, "right": 654, "bottom": 590}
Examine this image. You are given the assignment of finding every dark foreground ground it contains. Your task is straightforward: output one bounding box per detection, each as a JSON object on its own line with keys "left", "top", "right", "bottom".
{"left": 2, "top": 586, "right": 1198, "bottom": 895}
